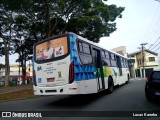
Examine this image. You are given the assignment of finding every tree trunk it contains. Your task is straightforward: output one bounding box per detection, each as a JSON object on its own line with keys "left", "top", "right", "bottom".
{"left": 4, "top": 45, "right": 10, "bottom": 87}
{"left": 21, "top": 51, "right": 26, "bottom": 85}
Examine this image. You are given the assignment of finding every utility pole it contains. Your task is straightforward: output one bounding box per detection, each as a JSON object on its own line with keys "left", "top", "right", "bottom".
{"left": 140, "top": 43, "right": 147, "bottom": 78}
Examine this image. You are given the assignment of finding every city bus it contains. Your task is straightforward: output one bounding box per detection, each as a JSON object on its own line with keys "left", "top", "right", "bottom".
{"left": 32, "top": 32, "right": 130, "bottom": 95}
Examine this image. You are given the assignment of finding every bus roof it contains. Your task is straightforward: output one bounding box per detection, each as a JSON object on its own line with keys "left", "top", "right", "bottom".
{"left": 70, "top": 32, "right": 127, "bottom": 59}
{"left": 35, "top": 32, "right": 127, "bottom": 59}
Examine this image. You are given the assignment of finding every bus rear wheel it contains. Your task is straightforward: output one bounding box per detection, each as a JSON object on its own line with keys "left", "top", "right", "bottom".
{"left": 108, "top": 77, "right": 114, "bottom": 94}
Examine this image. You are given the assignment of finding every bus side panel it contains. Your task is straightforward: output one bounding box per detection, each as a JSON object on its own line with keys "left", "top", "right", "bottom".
{"left": 83, "top": 79, "right": 98, "bottom": 94}
{"left": 69, "top": 33, "right": 99, "bottom": 94}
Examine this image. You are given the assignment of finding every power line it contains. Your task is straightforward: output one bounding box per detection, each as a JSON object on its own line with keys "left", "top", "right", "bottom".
{"left": 142, "top": 4, "right": 160, "bottom": 43}
{"left": 146, "top": 13, "right": 160, "bottom": 43}
{"left": 147, "top": 21, "right": 160, "bottom": 43}
{"left": 154, "top": 46, "right": 160, "bottom": 52}
{"left": 150, "top": 42, "right": 160, "bottom": 51}
{"left": 148, "top": 37, "right": 160, "bottom": 50}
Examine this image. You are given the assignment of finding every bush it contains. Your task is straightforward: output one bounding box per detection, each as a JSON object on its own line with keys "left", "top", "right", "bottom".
{"left": 9, "top": 80, "right": 17, "bottom": 86}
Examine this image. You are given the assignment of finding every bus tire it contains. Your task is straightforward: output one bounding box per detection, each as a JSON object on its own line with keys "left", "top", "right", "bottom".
{"left": 126, "top": 74, "right": 130, "bottom": 84}
{"left": 107, "top": 77, "right": 114, "bottom": 94}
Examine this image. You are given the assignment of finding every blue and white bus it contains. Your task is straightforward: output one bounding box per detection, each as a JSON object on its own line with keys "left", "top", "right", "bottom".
{"left": 33, "top": 32, "right": 130, "bottom": 95}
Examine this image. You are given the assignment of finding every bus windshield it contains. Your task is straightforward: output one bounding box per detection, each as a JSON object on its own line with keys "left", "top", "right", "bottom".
{"left": 35, "top": 36, "right": 68, "bottom": 61}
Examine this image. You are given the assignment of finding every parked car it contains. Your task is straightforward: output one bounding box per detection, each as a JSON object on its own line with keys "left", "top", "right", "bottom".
{"left": 0, "top": 78, "right": 5, "bottom": 86}
{"left": 145, "top": 71, "right": 160, "bottom": 101}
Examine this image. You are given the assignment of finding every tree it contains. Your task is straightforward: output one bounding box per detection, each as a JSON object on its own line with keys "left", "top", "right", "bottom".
{"left": 0, "top": 64, "right": 5, "bottom": 70}
{"left": 0, "top": 0, "right": 124, "bottom": 86}
{"left": 13, "top": 0, "right": 124, "bottom": 42}
{"left": 0, "top": 0, "right": 35, "bottom": 85}
{"left": 13, "top": 14, "right": 35, "bottom": 84}
{"left": 0, "top": 3, "right": 16, "bottom": 87}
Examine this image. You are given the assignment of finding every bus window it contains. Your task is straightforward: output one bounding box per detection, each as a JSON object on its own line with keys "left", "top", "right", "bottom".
{"left": 126, "top": 59, "right": 129, "bottom": 68}
{"left": 110, "top": 53, "right": 117, "bottom": 67}
{"left": 121, "top": 58, "right": 126, "bottom": 68}
{"left": 101, "top": 51, "right": 105, "bottom": 57}
{"left": 105, "top": 51, "right": 110, "bottom": 59}
{"left": 102, "top": 51, "right": 111, "bottom": 66}
{"left": 78, "top": 42, "right": 92, "bottom": 64}
{"left": 78, "top": 42, "right": 83, "bottom": 52}
{"left": 82, "top": 43, "right": 91, "bottom": 54}
{"left": 35, "top": 36, "right": 68, "bottom": 61}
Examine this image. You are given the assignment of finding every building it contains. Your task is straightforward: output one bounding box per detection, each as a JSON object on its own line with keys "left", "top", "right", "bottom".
{"left": 0, "top": 64, "right": 32, "bottom": 80}
{"left": 111, "top": 46, "right": 127, "bottom": 57}
{"left": 128, "top": 49, "right": 159, "bottom": 78}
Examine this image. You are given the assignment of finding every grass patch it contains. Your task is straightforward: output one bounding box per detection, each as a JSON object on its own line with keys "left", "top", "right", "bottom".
{"left": 0, "top": 89, "right": 34, "bottom": 102}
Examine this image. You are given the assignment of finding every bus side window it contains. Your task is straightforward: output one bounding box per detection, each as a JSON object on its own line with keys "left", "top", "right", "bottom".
{"left": 82, "top": 43, "right": 91, "bottom": 54}
{"left": 105, "top": 51, "right": 110, "bottom": 59}
{"left": 124, "top": 58, "right": 126, "bottom": 68}
{"left": 121, "top": 58, "right": 125, "bottom": 68}
{"left": 126, "top": 59, "right": 129, "bottom": 68}
{"left": 102, "top": 51, "right": 111, "bottom": 66}
{"left": 78, "top": 42, "right": 83, "bottom": 52}
{"left": 101, "top": 51, "right": 105, "bottom": 57}
{"left": 110, "top": 53, "right": 117, "bottom": 67}
{"left": 78, "top": 41, "right": 93, "bottom": 65}
{"left": 124, "top": 59, "right": 128, "bottom": 68}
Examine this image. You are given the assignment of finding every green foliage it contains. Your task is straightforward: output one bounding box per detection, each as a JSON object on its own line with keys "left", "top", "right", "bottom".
{"left": 0, "top": 64, "right": 5, "bottom": 70}
{"left": 0, "top": 0, "right": 125, "bottom": 58}
{"left": 9, "top": 80, "right": 17, "bottom": 86}
{"left": 0, "top": 0, "right": 124, "bottom": 85}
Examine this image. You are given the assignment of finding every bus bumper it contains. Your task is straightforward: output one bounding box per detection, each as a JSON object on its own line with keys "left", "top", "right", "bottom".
{"left": 33, "top": 82, "right": 80, "bottom": 95}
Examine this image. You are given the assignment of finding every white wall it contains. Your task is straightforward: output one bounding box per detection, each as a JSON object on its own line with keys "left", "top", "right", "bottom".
{"left": 145, "top": 51, "right": 159, "bottom": 66}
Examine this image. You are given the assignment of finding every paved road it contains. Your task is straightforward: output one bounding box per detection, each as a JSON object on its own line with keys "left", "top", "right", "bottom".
{"left": 0, "top": 79, "right": 160, "bottom": 120}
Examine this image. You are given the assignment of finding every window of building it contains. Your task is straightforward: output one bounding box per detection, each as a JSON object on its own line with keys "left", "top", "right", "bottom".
{"left": 137, "top": 60, "right": 142, "bottom": 65}
{"left": 148, "top": 57, "right": 155, "bottom": 62}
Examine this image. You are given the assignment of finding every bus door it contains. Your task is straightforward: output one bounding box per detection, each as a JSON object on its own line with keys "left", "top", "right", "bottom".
{"left": 93, "top": 48, "right": 105, "bottom": 90}
{"left": 116, "top": 56, "right": 122, "bottom": 76}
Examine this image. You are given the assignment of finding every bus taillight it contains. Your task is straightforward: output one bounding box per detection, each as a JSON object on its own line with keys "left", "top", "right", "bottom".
{"left": 33, "top": 70, "right": 37, "bottom": 86}
{"left": 69, "top": 61, "right": 74, "bottom": 84}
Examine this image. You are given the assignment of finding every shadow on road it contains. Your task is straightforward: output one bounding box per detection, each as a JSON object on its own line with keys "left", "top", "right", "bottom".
{"left": 43, "top": 84, "right": 127, "bottom": 108}
{"left": 44, "top": 91, "right": 110, "bottom": 108}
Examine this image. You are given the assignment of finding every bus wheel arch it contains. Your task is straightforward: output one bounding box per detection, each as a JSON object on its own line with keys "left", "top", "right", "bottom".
{"left": 107, "top": 76, "right": 114, "bottom": 94}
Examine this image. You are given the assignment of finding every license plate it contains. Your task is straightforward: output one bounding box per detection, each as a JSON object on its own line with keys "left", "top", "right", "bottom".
{"left": 47, "top": 78, "right": 55, "bottom": 82}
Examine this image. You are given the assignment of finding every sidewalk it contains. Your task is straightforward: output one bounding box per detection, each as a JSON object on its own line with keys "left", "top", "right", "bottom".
{"left": 0, "top": 84, "right": 33, "bottom": 94}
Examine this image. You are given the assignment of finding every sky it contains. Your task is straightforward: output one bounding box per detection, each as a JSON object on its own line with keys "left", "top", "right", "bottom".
{"left": 0, "top": 0, "right": 160, "bottom": 64}
{"left": 99, "top": 0, "right": 160, "bottom": 54}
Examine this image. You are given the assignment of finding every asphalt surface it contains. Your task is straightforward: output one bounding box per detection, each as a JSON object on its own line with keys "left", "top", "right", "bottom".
{"left": 0, "top": 79, "right": 160, "bottom": 120}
